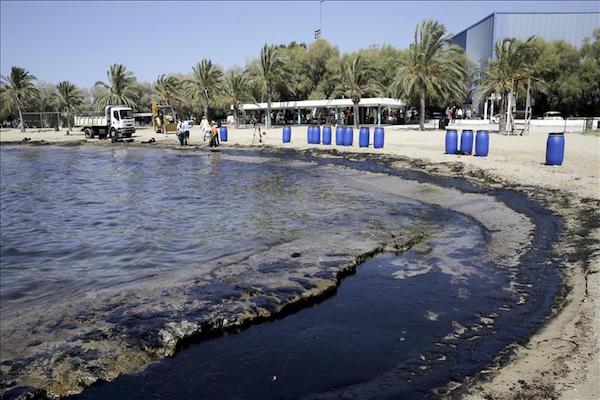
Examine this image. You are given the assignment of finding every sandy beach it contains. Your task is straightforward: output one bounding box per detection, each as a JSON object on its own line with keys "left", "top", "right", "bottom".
{"left": 1, "top": 125, "right": 599, "bottom": 399}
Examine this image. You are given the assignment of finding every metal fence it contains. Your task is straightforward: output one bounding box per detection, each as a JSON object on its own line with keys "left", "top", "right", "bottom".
{"left": 15, "top": 112, "right": 79, "bottom": 130}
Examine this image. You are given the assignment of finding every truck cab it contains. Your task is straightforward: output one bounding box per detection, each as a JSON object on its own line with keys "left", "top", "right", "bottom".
{"left": 106, "top": 106, "right": 136, "bottom": 141}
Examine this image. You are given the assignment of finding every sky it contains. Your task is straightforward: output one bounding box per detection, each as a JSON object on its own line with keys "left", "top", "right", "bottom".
{"left": 1, "top": 0, "right": 599, "bottom": 87}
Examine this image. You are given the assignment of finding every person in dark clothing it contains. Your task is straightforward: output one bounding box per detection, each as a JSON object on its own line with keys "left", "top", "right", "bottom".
{"left": 209, "top": 124, "right": 219, "bottom": 147}
{"left": 211, "top": 121, "right": 220, "bottom": 146}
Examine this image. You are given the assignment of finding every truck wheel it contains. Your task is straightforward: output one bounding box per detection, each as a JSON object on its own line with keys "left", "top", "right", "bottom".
{"left": 84, "top": 128, "right": 93, "bottom": 139}
{"left": 110, "top": 128, "right": 117, "bottom": 143}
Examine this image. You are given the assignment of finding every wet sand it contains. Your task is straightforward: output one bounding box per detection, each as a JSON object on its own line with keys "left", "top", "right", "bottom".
{"left": 1, "top": 125, "right": 599, "bottom": 399}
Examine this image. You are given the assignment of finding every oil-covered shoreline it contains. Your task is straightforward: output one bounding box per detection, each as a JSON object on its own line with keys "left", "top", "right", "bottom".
{"left": 1, "top": 143, "right": 597, "bottom": 399}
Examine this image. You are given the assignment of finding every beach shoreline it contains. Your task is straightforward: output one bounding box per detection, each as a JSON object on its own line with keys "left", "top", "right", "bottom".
{"left": 1, "top": 126, "right": 598, "bottom": 399}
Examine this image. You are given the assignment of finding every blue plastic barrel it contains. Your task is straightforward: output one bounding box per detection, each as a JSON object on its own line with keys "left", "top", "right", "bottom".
{"left": 307, "top": 126, "right": 313, "bottom": 144}
{"left": 374, "top": 127, "right": 384, "bottom": 149}
{"left": 460, "top": 130, "right": 474, "bottom": 155}
{"left": 314, "top": 126, "right": 321, "bottom": 144}
{"left": 322, "top": 126, "right": 332, "bottom": 145}
{"left": 359, "top": 127, "right": 370, "bottom": 148}
{"left": 282, "top": 126, "right": 291, "bottom": 143}
{"left": 445, "top": 130, "right": 458, "bottom": 154}
{"left": 335, "top": 126, "right": 344, "bottom": 145}
{"left": 219, "top": 127, "right": 228, "bottom": 142}
{"left": 546, "top": 133, "right": 565, "bottom": 165}
{"left": 344, "top": 127, "right": 353, "bottom": 146}
{"left": 475, "top": 130, "right": 489, "bottom": 156}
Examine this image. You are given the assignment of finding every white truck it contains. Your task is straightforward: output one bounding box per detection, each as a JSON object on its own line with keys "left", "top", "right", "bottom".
{"left": 74, "top": 106, "right": 136, "bottom": 141}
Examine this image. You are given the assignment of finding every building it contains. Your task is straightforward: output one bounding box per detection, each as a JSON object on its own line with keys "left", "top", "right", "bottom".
{"left": 238, "top": 97, "right": 404, "bottom": 126}
{"left": 452, "top": 12, "right": 599, "bottom": 67}
{"left": 452, "top": 12, "right": 599, "bottom": 115}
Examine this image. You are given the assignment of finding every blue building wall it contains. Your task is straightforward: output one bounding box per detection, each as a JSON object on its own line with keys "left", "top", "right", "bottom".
{"left": 465, "top": 14, "right": 494, "bottom": 66}
{"left": 451, "top": 12, "right": 599, "bottom": 110}
{"left": 493, "top": 13, "right": 599, "bottom": 51}
{"left": 452, "top": 12, "right": 600, "bottom": 65}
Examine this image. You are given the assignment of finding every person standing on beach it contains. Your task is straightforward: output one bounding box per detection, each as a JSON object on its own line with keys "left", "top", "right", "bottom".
{"left": 200, "top": 116, "right": 210, "bottom": 142}
{"left": 211, "top": 121, "right": 220, "bottom": 146}
{"left": 177, "top": 119, "right": 189, "bottom": 146}
{"left": 209, "top": 123, "right": 219, "bottom": 147}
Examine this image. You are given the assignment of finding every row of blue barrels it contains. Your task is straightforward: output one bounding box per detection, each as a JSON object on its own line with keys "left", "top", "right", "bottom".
{"left": 445, "top": 130, "right": 488, "bottom": 156}
{"left": 282, "top": 126, "right": 385, "bottom": 148}
{"left": 334, "top": 126, "right": 354, "bottom": 146}
{"left": 332, "top": 126, "right": 385, "bottom": 148}
{"left": 306, "top": 126, "right": 332, "bottom": 144}
{"left": 445, "top": 129, "right": 565, "bottom": 165}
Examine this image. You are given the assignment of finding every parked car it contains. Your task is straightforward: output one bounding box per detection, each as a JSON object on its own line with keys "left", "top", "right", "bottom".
{"left": 543, "top": 111, "right": 562, "bottom": 120}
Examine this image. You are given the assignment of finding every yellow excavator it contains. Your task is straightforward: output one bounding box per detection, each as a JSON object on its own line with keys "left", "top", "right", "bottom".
{"left": 152, "top": 98, "right": 178, "bottom": 134}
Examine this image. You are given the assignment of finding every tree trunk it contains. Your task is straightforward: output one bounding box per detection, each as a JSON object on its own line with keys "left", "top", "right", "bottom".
{"left": 19, "top": 107, "right": 24, "bottom": 133}
{"left": 419, "top": 93, "right": 425, "bottom": 131}
{"left": 506, "top": 79, "right": 515, "bottom": 135}
{"left": 498, "top": 94, "right": 507, "bottom": 133}
{"left": 266, "top": 89, "right": 272, "bottom": 128}
{"left": 353, "top": 101, "right": 359, "bottom": 129}
{"left": 234, "top": 105, "right": 240, "bottom": 129}
{"left": 203, "top": 96, "right": 209, "bottom": 121}
{"left": 525, "top": 78, "right": 531, "bottom": 136}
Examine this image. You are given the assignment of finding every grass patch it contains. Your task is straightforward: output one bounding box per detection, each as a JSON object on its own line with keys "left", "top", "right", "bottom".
{"left": 582, "top": 129, "right": 600, "bottom": 136}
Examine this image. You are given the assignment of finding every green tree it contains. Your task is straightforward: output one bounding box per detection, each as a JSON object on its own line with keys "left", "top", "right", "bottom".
{"left": 578, "top": 29, "right": 600, "bottom": 115}
{"left": 336, "top": 55, "right": 374, "bottom": 128}
{"left": 396, "top": 20, "right": 466, "bottom": 131}
{"left": 0, "top": 66, "right": 39, "bottom": 132}
{"left": 259, "top": 44, "right": 285, "bottom": 127}
{"left": 55, "top": 81, "right": 83, "bottom": 129}
{"left": 132, "top": 81, "right": 154, "bottom": 113}
{"left": 94, "top": 64, "right": 138, "bottom": 109}
{"left": 154, "top": 74, "right": 182, "bottom": 105}
{"left": 478, "top": 37, "right": 537, "bottom": 132}
{"left": 528, "top": 36, "right": 599, "bottom": 116}
{"left": 190, "top": 59, "right": 223, "bottom": 120}
{"left": 35, "top": 83, "right": 58, "bottom": 112}
{"left": 307, "top": 39, "right": 341, "bottom": 99}
{"left": 223, "top": 69, "right": 249, "bottom": 128}
{"left": 279, "top": 43, "right": 310, "bottom": 101}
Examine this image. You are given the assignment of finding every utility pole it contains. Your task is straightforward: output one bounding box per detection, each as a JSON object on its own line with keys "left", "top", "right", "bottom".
{"left": 320, "top": 0, "right": 323, "bottom": 36}
{"left": 315, "top": 0, "right": 323, "bottom": 40}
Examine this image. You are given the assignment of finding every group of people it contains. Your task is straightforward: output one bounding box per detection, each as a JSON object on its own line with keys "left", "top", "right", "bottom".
{"left": 176, "top": 116, "right": 220, "bottom": 147}
{"left": 445, "top": 106, "right": 472, "bottom": 122}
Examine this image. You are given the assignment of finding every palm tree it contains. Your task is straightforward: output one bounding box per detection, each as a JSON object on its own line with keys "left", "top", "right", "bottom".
{"left": 336, "top": 55, "right": 374, "bottom": 128}
{"left": 396, "top": 20, "right": 467, "bottom": 131}
{"left": 94, "top": 64, "right": 138, "bottom": 109}
{"left": 223, "top": 69, "right": 249, "bottom": 128}
{"left": 478, "top": 37, "right": 537, "bottom": 133}
{"left": 55, "top": 81, "right": 83, "bottom": 129}
{"left": 154, "top": 74, "right": 182, "bottom": 105}
{"left": 248, "top": 77, "right": 265, "bottom": 105}
{"left": 0, "top": 66, "right": 38, "bottom": 132}
{"left": 259, "top": 44, "right": 284, "bottom": 127}
{"left": 190, "top": 59, "right": 223, "bottom": 120}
